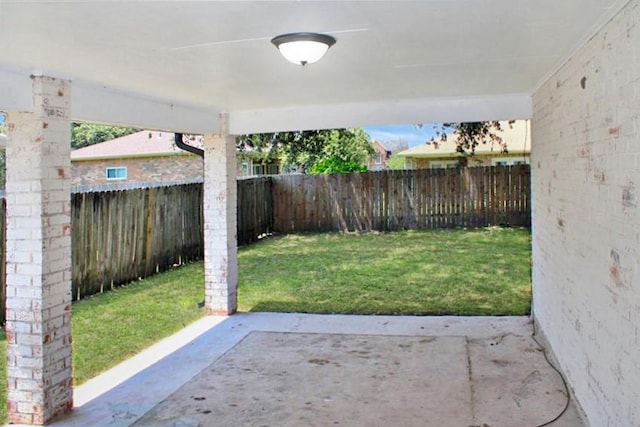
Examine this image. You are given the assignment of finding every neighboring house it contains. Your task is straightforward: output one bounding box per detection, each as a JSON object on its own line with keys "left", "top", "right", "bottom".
{"left": 71, "top": 131, "right": 204, "bottom": 188}
{"left": 71, "top": 131, "right": 282, "bottom": 187}
{"left": 367, "top": 139, "right": 409, "bottom": 171}
{"left": 397, "top": 120, "right": 531, "bottom": 169}
{"left": 237, "top": 149, "right": 281, "bottom": 178}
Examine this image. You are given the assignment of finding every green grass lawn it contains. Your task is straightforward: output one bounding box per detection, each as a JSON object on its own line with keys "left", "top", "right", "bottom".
{"left": 0, "top": 266, "right": 206, "bottom": 423}
{"left": 0, "top": 227, "right": 531, "bottom": 422}
{"left": 70, "top": 266, "right": 206, "bottom": 385}
{"left": 238, "top": 227, "right": 531, "bottom": 315}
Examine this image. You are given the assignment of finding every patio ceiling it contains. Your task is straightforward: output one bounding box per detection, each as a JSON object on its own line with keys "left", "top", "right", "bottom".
{"left": 0, "top": 0, "right": 628, "bottom": 134}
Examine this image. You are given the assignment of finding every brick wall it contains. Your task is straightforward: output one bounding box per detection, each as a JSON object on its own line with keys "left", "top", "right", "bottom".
{"left": 71, "top": 154, "right": 203, "bottom": 186}
{"left": 203, "top": 132, "right": 238, "bottom": 315}
{"left": 367, "top": 142, "right": 389, "bottom": 170}
{"left": 531, "top": 1, "right": 640, "bottom": 425}
{"left": 5, "top": 76, "right": 73, "bottom": 424}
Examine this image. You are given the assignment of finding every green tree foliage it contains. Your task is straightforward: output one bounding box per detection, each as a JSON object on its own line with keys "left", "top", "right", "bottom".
{"left": 237, "top": 128, "right": 374, "bottom": 174}
{"left": 71, "top": 123, "right": 138, "bottom": 149}
{"left": 308, "top": 158, "right": 367, "bottom": 175}
{"left": 428, "top": 121, "right": 515, "bottom": 167}
{"left": 386, "top": 153, "right": 406, "bottom": 170}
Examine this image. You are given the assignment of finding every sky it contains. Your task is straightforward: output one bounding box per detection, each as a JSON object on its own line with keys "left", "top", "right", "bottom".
{"left": 363, "top": 124, "right": 437, "bottom": 148}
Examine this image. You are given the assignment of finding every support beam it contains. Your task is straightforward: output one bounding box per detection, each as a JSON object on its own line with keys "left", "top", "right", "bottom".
{"left": 202, "top": 114, "right": 238, "bottom": 315}
{"left": 0, "top": 67, "right": 221, "bottom": 135}
{"left": 5, "top": 76, "right": 74, "bottom": 424}
{"left": 230, "top": 93, "right": 533, "bottom": 134}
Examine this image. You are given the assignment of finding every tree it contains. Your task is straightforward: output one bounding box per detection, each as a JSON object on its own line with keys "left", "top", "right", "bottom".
{"left": 427, "top": 121, "right": 514, "bottom": 167}
{"left": 386, "top": 153, "right": 406, "bottom": 170}
{"left": 237, "top": 128, "right": 374, "bottom": 174}
{"left": 71, "top": 123, "right": 138, "bottom": 149}
{"left": 308, "top": 158, "right": 367, "bottom": 175}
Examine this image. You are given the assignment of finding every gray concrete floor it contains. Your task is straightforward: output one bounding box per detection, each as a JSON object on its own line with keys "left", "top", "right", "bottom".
{"left": 45, "top": 313, "right": 585, "bottom": 427}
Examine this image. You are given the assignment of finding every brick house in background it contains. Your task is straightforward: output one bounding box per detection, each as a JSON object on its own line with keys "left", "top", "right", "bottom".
{"left": 367, "top": 139, "right": 409, "bottom": 171}
{"left": 71, "top": 131, "right": 281, "bottom": 188}
{"left": 71, "top": 130, "right": 204, "bottom": 188}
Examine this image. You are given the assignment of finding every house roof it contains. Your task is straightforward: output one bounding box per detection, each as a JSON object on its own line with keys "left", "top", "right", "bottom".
{"left": 71, "top": 131, "right": 202, "bottom": 161}
{"left": 0, "top": 1, "right": 627, "bottom": 134}
{"left": 397, "top": 120, "right": 530, "bottom": 159}
{"left": 376, "top": 139, "right": 409, "bottom": 153}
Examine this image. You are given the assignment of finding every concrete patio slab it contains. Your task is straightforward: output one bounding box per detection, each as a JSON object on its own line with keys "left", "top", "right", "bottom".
{"left": 43, "top": 313, "right": 585, "bottom": 427}
{"left": 134, "top": 333, "right": 472, "bottom": 427}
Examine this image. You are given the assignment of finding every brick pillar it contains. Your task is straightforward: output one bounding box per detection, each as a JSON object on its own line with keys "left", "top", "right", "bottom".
{"left": 202, "top": 114, "right": 238, "bottom": 315}
{"left": 5, "top": 76, "right": 73, "bottom": 425}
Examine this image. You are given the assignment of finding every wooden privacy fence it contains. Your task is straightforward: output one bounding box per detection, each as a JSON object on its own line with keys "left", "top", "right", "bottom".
{"left": 71, "top": 179, "right": 274, "bottom": 300}
{"left": 237, "top": 177, "right": 274, "bottom": 245}
{"left": 0, "top": 166, "right": 528, "bottom": 323}
{"left": 0, "top": 179, "right": 274, "bottom": 322}
{"left": 71, "top": 184, "right": 205, "bottom": 300}
{"left": 272, "top": 165, "right": 530, "bottom": 233}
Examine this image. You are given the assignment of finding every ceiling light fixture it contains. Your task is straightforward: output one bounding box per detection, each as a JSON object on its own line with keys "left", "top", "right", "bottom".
{"left": 271, "top": 32, "right": 336, "bottom": 66}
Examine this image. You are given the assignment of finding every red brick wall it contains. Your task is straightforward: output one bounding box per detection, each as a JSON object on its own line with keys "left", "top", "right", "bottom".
{"left": 71, "top": 154, "right": 203, "bottom": 186}
{"left": 367, "top": 142, "right": 389, "bottom": 170}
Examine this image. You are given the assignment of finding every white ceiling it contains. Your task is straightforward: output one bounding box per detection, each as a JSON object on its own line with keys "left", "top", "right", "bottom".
{"left": 0, "top": 0, "right": 629, "bottom": 134}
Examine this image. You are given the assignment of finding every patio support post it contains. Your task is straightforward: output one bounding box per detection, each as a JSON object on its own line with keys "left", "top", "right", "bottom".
{"left": 4, "top": 76, "right": 74, "bottom": 424}
{"left": 202, "top": 113, "right": 238, "bottom": 315}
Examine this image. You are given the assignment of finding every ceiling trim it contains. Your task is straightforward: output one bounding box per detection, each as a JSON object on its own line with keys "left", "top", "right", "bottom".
{"left": 230, "top": 94, "right": 532, "bottom": 135}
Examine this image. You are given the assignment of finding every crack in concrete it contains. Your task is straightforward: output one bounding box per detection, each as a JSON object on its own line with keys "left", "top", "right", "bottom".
{"left": 466, "top": 336, "right": 477, "bottom": 425}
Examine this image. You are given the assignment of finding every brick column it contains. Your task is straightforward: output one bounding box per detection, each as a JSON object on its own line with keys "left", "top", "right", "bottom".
{"left": 202, "top": 114, "right": 238, "bottom": 315}
{"left": 5, "top": 76, "right": 73, "bottom": 425}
